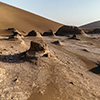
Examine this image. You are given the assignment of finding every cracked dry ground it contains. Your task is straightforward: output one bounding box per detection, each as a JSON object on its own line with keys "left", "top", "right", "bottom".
{"left": 0, "top": 35, "right": 100, "bottom": 100}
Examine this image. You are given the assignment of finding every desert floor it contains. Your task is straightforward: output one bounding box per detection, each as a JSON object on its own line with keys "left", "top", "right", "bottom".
{"left": 0, "top": 32, "right": 100, "bottom": 100}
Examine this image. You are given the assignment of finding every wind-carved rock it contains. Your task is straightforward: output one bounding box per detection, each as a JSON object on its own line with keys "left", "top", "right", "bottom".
{"left": 68, "top": 34, "right": 80, "bottom": 40}
{"left": 26, "top": 30, "right": 42, "bottom": 37}
{"left": 52, "top": 40, "right": 62, "bottom": 45}
{"left": 55, "top": 25, "right": 87, "bottom": 36}
{"left": 42, "top": 29, "right": 54, "bottom": 36}
{"left": 8, "top": 30, "right": 23, "bottom": 40}
{"left": 26, "top": 41, "right": 49, "bottom": 58}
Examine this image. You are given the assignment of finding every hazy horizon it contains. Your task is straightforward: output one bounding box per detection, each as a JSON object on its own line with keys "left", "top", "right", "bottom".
{"left": 1, "top": 0, "right": 100, "bottom": 26}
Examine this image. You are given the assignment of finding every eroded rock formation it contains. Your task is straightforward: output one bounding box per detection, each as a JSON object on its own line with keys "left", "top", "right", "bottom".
{"left": 55, "top": 25, "right": 86, "bottom": 36}
{"left": 8, "top": 30, "right": 23, "bottom": 40}
{"left": 26, "top": 30, "right": 41, "bottom": 37}
{"left": 26, "top": 41, "right": 49, "bottom": 58}
{"left": 42, "top": 29, "right": 54, "bottom": 36}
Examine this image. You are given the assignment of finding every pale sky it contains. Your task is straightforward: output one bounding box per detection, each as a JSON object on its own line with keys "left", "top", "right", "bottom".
{"left": 1, "top": 0, "right": 100, "bottom": 26}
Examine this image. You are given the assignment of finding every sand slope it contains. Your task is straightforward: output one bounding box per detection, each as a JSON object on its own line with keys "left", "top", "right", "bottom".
{"left": 0, "top": 2, "right": 62, "bottom": 33}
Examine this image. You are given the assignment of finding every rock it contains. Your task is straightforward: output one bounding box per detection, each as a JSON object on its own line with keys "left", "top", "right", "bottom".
{"left": 8, "top": 30, "right": 23, "bottom": 40}
{"left": 81, "top": 49, "right": 89, "bottom": 52}
{"left": 68, "top": 34, "right": 80, "bottom": 40}
{"left": 55, "top": 25, "right": 87, "bottom": 36}
{"left": 51, "top": 40, "right": 62, "bottom": 45}
{"left": 26, "top": 40, "right": 49, "bottom": 58}
{"left": 26, "top": 30, "right": 41, "bottom": 37}
{"left": 88, "top": 28, "right": 100, "bottom": 34}
{"left": 6, "top": 28, "right": 16, "bottom": 31}
{"left": 42, "top": 29, "right": 54, "bottom": 36}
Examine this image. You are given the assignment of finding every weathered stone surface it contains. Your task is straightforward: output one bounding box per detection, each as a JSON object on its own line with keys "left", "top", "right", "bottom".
{"left": 55, "top": 25, "right": 86, "bottom": 36}
{"left": 88, "top": 28, "right": 100, "bottom": 34}
{"left": 6, "top": 28, "right": 16, "bottom": 31}
{"left": 51, "top": 40, "right": 62, "bottom": 45}
{"left": 8, "top": 30, "right": 23, "bottom": 40}
{"left": 26, "top": 30, "right": 41, "bottom": 37}
{"left": 68, "top": 34, "right": 80, "bottom": 40}
{"left": 42, "top": 29, "right": 54, "bottom": 36}
{"left": 26, "top": 41, "right": 48, "bottom": 58}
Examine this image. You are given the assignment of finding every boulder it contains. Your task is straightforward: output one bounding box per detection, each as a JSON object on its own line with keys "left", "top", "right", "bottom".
{"left": 26, "top": 40, "right": 49, "bottom": 58}
{"left": 88, "top": 28, "right": 100, "bottom": 34}
{"left": 55, "top": 25, "right": 86, "bottom": 36}
{"left": 51, "top": 40, "right": 62, "bottom": 45}
{"left": 42, "top": 29, "right": 54, "bottom": 36}
{"left": 26, "top": 30, "right": 41, "bottom": 37}
{"left": 68, "top": 34, "right": 80, "bottom": 40}
{"left": 8, "top": 30, "right": 23, "bottom": 40}
{"left": 6, "top": 28, "right": 16, "bottom": 31}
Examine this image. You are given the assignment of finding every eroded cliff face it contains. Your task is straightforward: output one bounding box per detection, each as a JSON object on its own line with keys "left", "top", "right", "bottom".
{"left": 0, "top": 33, "right": 100, "bottom": 100}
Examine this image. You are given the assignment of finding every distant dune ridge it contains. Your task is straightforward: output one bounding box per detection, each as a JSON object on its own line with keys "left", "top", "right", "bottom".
{"left": 80, "top": 20, "right": 100, "bottom": 29}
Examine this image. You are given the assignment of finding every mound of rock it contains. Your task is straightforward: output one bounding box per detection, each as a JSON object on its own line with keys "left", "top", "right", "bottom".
{"left": 8, "top": 30, "right": 23, "bottom": 40}
{"left": 6, "top": 28, "right": 16, "bottom": 31}
{"left": 26, "top": 30, "right": 41, "bottom": 37}
{"left": 26, "top": 40, "right": 49, "bottom": 58}
{"left": 68, "top": 34, "right": 80, "bottom": 40}
{"left": 51, "top": 40, "right": 62, "bottom": 45}
{"left": 42, "top": 29, "right": 54, "bottom": 36}
{"left": 88, "top": 28, "right": 100, "bottom": 34}
{"left": 55, "top": 25, "right": 86, "bottom": 36}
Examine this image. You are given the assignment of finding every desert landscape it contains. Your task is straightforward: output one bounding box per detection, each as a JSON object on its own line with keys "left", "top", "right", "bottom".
{"left": 0, "top": 2, "right": 100, "bottom": 100}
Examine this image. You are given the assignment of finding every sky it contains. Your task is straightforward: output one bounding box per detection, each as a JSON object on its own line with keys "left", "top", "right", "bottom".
{"left": 1, "top": 0, "right": 100, "bottom": 26}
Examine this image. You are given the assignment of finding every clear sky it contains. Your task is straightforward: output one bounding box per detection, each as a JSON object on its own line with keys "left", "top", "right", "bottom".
{"left": 1, "top": 0, "right": 100, "bottom": 26}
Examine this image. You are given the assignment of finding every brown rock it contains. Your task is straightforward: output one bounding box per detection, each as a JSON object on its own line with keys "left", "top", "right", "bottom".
{"left": 68, "top": 34, "right": 80, "bottom": 40}
{"left": 42, "top": 29, "right": 54, "bottom": 36}
{"left": 55, "top": 25, "right": 86, "bottom": 36}
{"left": 8, "top": 30, "right": 23, "bottom": 40}
{"left": 26, "top": 41, "right": 48, "bottom": 58}
{"left": 88, "top": 28, "right": 100, "bottom": 34}
{"left": 52, "top": 40, "right": 62, "bottom": 45}
{"left": 26, "top": 30, "right": 42, "bottom": 37}
{"left": 6, "top": 28, "right": 16, "bottom": 31}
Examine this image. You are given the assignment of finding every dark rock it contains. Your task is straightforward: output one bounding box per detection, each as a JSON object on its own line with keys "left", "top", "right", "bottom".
{"left": 6, "top": 28, "right": 16, "bottom": 31}
{"left": 51, "top": 40, "right": 62, "bottom": 45}
{"left": 42, "top": 29, "right": 54, "bottom": 36}
{"left": 68, "top": 34, "right": 80, "bottom": 40}
{"left": 87, "top": 28, "right": 100, "bottom": 34}
{"left": 26, "top": 30, "right": 41, "bottom": 37}
{"left": 26, "top": 41, "right": 48, "bottom": 58}
{"left": 55, "top": 25, "right": 86, "bottom": 36}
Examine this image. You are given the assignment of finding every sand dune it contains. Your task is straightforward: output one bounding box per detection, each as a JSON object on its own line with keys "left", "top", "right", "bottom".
{"left": 80, "top": 20, "right": 100, "bottom": 29}
{"left": 0, "top": 2, "right": 62, "bottom": 34}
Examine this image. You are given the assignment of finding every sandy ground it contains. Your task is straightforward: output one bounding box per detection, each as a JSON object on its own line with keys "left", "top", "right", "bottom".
{"left": 0, "top": 32, "right": 99, "bottom": 100}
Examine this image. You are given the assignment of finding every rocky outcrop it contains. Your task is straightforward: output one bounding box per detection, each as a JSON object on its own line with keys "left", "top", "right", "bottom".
{"left": 6, "top": 28, "right": 16, "bottom": 31}
{"left": 87, "top": 28, "right": 100, "bottom": 34}
{"left": 26, "top": 41, "right": 49, "bottom": 58}
{"left": 26, "top": 30, "right": 42, "bottom": 37}
{"left": 68, "top": 34, "right": 80, "bottom": 40}
{"left": 51, "top": 40, "right": 62, "bottom": 45}
{"left": 8, "top": 30, "right": 23, "bottom": 40}
{"left": 55, "top": 25, "right": 86, "bottom": 36}
{"left": 42, "top": 29, "right": 54, "bottom": 36}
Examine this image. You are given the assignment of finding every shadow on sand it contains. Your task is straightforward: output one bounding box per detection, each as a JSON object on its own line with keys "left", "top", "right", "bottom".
{"left": 89, "top": 62, "right": 100, "bottom": 74}
{"left": 0, "top": 51, "right": 38, "bottom": 64}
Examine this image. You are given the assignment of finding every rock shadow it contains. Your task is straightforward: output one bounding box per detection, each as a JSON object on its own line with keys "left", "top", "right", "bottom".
{"left": 0, "top": 51, "right": 38, "bottom": 64}
{"left": 89, "top": 62, "right": 100, "bottom": 74}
